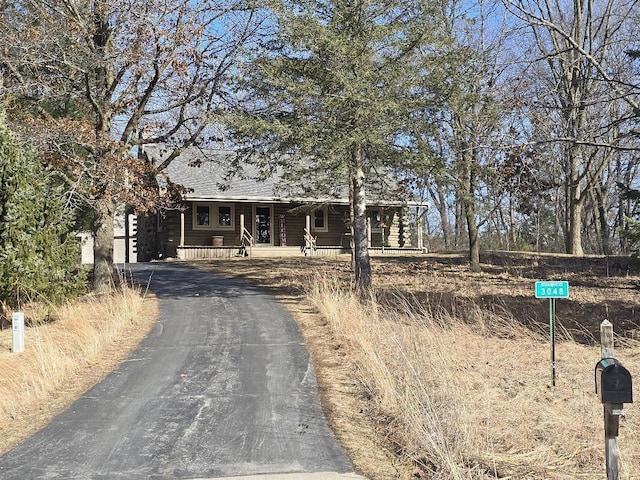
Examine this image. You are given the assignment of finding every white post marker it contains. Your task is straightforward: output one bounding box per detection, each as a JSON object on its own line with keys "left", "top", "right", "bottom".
{"left": 12, "top": 311, "right": 25, "bottom": 353}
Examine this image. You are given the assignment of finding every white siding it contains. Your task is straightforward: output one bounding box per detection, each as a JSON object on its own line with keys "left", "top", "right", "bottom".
{"left": 79, "top": 211, "right": 138, "bottom": 264}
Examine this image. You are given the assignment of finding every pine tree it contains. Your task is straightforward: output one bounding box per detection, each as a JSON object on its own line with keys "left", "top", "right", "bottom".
{"left": 0, "top": 115, "right": 85, "bottom": 308}
{"left": 229, "top": 0, "right": 446, "bottom": 289}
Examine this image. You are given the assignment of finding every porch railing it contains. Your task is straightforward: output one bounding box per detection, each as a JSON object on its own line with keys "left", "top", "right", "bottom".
{"left": 241, "top": 227, "right": 254, "bottom": 256}
{"left": 303, "top": 228, "right": 317, "bottom": 256}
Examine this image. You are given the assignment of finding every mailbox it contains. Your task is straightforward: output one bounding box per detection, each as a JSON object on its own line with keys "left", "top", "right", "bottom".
{"left": 595, "top": 358, "right": 633, "bottom": 404}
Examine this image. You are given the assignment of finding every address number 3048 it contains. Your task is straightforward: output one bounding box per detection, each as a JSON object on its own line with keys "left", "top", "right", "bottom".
{"left": 535, "top": 281, "right": 570, "bottom": 299}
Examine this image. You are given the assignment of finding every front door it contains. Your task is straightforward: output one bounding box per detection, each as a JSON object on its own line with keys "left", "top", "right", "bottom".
{"left": 255, "top": 206, "right": 272, "bottom": 244}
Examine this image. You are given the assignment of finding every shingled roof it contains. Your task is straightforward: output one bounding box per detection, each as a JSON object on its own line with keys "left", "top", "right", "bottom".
{"left": 144, "top": 145, "right": 419, "bottom": 206}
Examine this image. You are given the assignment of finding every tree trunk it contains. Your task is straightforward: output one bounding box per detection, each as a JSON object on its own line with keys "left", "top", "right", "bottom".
{"left": 553, "top": 184, "right": 563, "bottom": 252}
{"left": 617, "top": 157, "right": 632, "bottom": 253}
{"left": 351, "top": 156, "right": 372, "bottom": 290}
{"left": 455, "top": 191, "right": 465, "bottom": 248}
{"left": 591, "top": 184, "right": 611, "bottom": 255}
{"left": 509, "top": 196, "right": 517, "bottom": 249}
{"left": 566, "top": 156, "right": 585, "bottom": 255}
{"left": 459, "top": 150, "right": 481, "bottom": 272}
{"left": 349, "top": 176, "right": 356, "bottom": 272}
{"left": 465, "top": 198, "right": 481, "bottom": 272}
{"left": 428, "top": 182, "right": 452, "bottom": 248}
{"left": 567, "top": 202, "right": 584, "bottom": 255}
{"left": 93, "top": 196, "right": 116, "bottom": 293}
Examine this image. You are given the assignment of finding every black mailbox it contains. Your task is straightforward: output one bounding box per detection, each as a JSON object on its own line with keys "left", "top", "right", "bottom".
{"left": 595, "top": 358, "right": 633, "bottom": 404}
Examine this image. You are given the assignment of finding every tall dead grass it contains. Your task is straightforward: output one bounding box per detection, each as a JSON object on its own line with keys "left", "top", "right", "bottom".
{"left": 307, "top": 273, "right": 640, "bottom": 479}
{"left": 0, "top": 281, "right": 155, "bottom": 453}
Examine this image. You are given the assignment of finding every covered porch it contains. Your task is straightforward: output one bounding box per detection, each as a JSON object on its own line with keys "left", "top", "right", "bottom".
{"left": 160, "top": 201, "right": 426, "bottom": 260}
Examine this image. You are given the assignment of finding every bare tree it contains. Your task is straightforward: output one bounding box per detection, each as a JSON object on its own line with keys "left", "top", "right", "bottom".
{"left": 0, "top": 0, "right": 261, "bottom": 291}
{"left": 504, "top": 0, "right": 640, "bottom": 255}
{"left": 412, "top": 0, "right": 517, "bottom": 270}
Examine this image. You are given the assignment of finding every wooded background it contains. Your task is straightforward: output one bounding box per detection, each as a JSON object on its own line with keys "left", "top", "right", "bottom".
{"left": 0, "top": 0, "right": 638, "bottom": 290}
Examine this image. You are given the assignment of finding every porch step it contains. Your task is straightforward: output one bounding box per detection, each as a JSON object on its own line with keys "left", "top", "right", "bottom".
{"left": 247, "top": 246, "right": 306, "bottom": 257}
{"left": 245, "top": 246, "right": 352, "bottom": 257}
{"left": 369, "top": 247, "right": 427, "bottom": 255}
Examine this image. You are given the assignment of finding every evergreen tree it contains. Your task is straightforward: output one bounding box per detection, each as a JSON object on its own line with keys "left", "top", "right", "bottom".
{"left": 229, "top": 0, "right": 446, "bottom": 289}
{"left": 0, "top": 115, "right": 85, "bottom": 308}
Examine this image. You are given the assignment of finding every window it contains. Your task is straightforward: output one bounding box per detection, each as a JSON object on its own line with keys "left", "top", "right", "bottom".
{"left": 193, "top": 203, "right": 234, "bottom": 230}
{"left": 218, "top": 206, "right": 232, "bottom": 227}
{"left": 312, "top": 208, "right": 328, "bottom": 232}
{"left": 196, "top": 205, "right": 210, "bottom": 228}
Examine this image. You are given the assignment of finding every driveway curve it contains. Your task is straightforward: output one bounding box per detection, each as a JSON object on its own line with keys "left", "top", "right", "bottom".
{"left": 0, "top": 263, "right": 363, "bottom": 480}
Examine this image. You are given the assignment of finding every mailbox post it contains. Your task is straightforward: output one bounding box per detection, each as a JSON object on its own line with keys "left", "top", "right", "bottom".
{"left": 595, "top": 320, "right": 633, "bottom": 480}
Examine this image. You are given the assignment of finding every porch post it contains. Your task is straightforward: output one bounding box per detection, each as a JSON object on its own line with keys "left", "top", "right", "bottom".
{"left": 240, "top": 212, "right": 245, "bottom": 243}
{"left": 305, "top": 215, "right": 311, "bottom": 248}
{"left": 367, "top": 217, "right": 371, "bottom": 248}
{"left": 180, "top": 211, "right": 185, "bottom": 247}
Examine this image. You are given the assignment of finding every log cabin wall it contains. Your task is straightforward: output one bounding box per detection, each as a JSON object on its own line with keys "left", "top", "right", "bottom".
{"left": 157, "top": 202, "right": 408, "bottom": 258}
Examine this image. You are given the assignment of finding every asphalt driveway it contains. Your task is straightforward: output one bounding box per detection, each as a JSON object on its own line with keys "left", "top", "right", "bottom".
{"left": 0, "top": 263, "right": 364, "bottom": 480}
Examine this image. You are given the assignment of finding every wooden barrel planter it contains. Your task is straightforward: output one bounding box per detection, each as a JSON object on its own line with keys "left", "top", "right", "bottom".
{"left": 212, "top": 235, "right": 224, "bottom": 246}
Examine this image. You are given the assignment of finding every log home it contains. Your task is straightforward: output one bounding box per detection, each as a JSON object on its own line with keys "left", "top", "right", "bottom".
{"left": 143, "top": 146, "right": 427, "bottom": 259}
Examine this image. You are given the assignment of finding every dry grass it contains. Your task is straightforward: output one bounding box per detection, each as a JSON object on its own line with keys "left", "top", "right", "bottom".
{"left": 0, "top": 280, "right": 157, "bottom": 455}
{"left": 191, "top": 253, "right": 640, "bottom": 480}
{"left": 308, "top": 275, "right": 640, "bottom": 479}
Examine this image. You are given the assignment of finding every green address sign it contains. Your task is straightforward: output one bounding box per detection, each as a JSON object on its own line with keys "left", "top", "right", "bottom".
{"left": 535, "top": 281, "right": 569, "bottom": 299}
